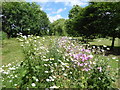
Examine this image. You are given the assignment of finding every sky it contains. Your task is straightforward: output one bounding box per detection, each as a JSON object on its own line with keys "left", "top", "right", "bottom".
{"left": 26, "top": 0, "right": 89, "bottom": 22}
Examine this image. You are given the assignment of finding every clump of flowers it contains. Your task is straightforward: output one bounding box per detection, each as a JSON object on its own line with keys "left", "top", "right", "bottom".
{"left": 58, "top": 37, "right": 94, "bottom": 72}
{"left": 2, "top": 35, "right": 117, "bottom": 89}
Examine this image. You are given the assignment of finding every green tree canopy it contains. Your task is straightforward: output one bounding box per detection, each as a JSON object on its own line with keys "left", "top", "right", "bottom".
{"left": 65, "top": 5, "right": 84, "bottom": 36}
{"left": 2, "top": 2, "right": 50, "bottom": 38}
{"left": 67, "top": 2, "right": 120, "bottom": 49}
{"left": 49, "top": 19, "right": 67, "bottom": 36}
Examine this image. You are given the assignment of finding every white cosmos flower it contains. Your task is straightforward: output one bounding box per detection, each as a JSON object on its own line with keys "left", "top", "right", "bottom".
{"left": 44, "top": 64, "right": 48, "bottom": 66}
{"left": 52, "top": 76, "right": 56, "bottom": 79}
{"left": 9, "top": 67, "right": 16, "bottom": 70}
{"left": 36, "top": 79, "right": 39, "bottom": 82}
{"left": 51, "top": 70, "right": 54, "bottom": 72}
{"left": 107, "top": 48, "right": 110, "bottom": 50}
{"left": 21, "top": 45, "right": 24, "bottom": 47}
{"left": 43, "top": 56, "right": 46, "bottom": 58}
{"left": 54, "top": 63, "right": 57, "bottom": 66}
{"left": 112, "top": 57, "right": 116, "bottom": 59}
{"left": 62, "top": 67, "right": 65, "bottom": 71}
{"left": 3, "top": 71, "right": 9, "bottom": 74}
{"left": 0, "top": 68, "right": 4, "bottom": 73}
{"left": 50, "top": 58, "right": 54, "bottom": 60}
{"left": 45, "top": 71, "right": 48, "bottom": 73}
{"left": 63, "top": 73, "right": 67, "bottom": 76}
{"left": 28, "top": 35, "right": 30, "bottom": 37}
{"left": 103, "top": 45, "right": 107, "bottom": 47}
{"left": 46, "top": 79, "right": 50, "bottom": 82}
{"left": 70, "top": 72, "right": 72, "bottom": 74}
{"left": 15, "top": 75, "right": 17, "bottom": 77}
{"left": 25, "top": 41, "right": 29, "bottom": 44}
{"left": 31, "top": 83, "right": 36, "bottom": 87}
{"left": 50, "top": 85, "right": 59, "bottom": 88}
{"left": 8, "top": 63, "right": 11, "bottom": 66}
{"left": 93, "top": 46, "right": 96, "bottom": 48}
{"left": 12, "top": 77, "right": 14, "bottom": 79}
{"left": 101, "top": 49, "right": 105, "bottom": 52}
{"left": 37, "top": 36, "right": 40, "bottom": 38}
{"left": 2, "top": 65, "right": 4, "bottom": 67}
{"left": 49, "top": 76, "right": 52, "bottom": 79}
{"left": 93, "top": 61, "right": 96, "bottom": 65}
{"left": 14, "top": 84, "right": 17, "bottom": 86}
{"left": 9, "top": 80, "right": 12, "bottom": 82}
{"left": 51, "top": 78, "right": 54, "bottom": 81}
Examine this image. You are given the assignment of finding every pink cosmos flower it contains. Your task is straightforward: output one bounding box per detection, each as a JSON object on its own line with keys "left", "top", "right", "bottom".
{"left": 88, "top": 55, "right": 93, "bottom": 59}
{"left": 85, "top": 49, "right": 91, "bottom": 53}
{"left": 81, "top": 49, "right": 85, "bottom": 51}
{"left": 79, "top": 63, "right": 84, "bottom": 66}
{"left": 83, "top": 68, "right": 89, "bottom": 71}
{"left": 97, "top": 67, "right": 102, "bottom": 72}
{"left": 84, "top": 63, "right": 88, "bottom": 65}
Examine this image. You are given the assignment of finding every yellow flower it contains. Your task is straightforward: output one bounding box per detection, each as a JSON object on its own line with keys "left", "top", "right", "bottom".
{"left": 81, "top": 76, "right": 85, "bottom": 79}
{"left": 50, "top": 58, "right": 54, "bottom": 60}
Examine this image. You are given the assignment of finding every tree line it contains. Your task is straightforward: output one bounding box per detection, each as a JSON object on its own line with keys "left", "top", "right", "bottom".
{"left": 2, "top": 2, "right": 120, "bottom": 49}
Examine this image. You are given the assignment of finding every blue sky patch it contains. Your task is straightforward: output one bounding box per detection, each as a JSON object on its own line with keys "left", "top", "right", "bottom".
{"left": 26, "top": 0, "right": 89, "bottom": 22}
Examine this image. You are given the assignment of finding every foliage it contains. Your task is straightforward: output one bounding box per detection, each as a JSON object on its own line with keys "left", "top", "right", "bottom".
{"left": 65, "top": 5, "right": 84, "bottom": 36}
{"left": 1, "top": 35, "right": 118, "bottom": 88}
{"left": 66, "top": 2, "right": 120, "bottom": 48}
{"left": 68, "top": 5, "right": 83, "bottom": 19}
{"left": 49, "top": 19, "right": 67, "bottom": 36}
{"left": 2, "top": 2, "right": 50, "bottom": 38}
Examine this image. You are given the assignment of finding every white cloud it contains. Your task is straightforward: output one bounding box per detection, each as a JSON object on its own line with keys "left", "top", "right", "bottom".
{"left": 52, "top": 8, "right": 63, "bottom": 14}
{"left": 64, "top": 0, "right": 88, "bottom": 6}
{"left": 51, "top": 7, "right": 66, "bottom": 14}
{"left": 64, "top": 7, "right": 66, "bottom": 10}
{"left": 27, "top": 0, "right": 89, "bottom": 7}
{"left": 29, "top": 0, "right": 49, "bottom": 2}
{"left": 48, "top": 14, "right": 63, "bottom": 22}
{"left": 57, "top": 8, "right": 63, "bottom": 13}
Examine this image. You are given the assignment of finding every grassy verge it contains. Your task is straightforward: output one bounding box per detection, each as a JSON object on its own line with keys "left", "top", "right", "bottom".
{"left": 1, "top": 38, "right": 24, "bottom": 65}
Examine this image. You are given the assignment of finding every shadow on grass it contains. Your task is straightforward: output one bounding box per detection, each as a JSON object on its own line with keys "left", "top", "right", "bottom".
{"left": 74, "top": 38, "right": 120, "bottom": 56}
{"left": 89, "top": 45, "right": 120, "bottom": 56}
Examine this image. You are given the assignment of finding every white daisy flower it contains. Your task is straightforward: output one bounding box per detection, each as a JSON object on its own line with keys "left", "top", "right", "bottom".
{"left": 31, "top": 83, "right": 36, "bottom": 87}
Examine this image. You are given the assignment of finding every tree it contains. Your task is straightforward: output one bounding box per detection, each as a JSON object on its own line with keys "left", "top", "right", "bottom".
{"left": 68, "top": 5, "right": 83, "bottom": 19}
{"left": 2, "top": 2, "right": 50, "bottom": 38}
{"left": 88, "top": 2, "right": 120, "bottom": 49}
{"left": 65, "top": 5, "right": 84, "bottom": 36}
{"left": 67, "top": 2, "right": 120, "bottom": 49}
{"left": 49, "top": 19, "right": 67, "bottom": 36}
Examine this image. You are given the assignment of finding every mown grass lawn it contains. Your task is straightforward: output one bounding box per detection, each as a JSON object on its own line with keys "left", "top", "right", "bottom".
{"left": 1, "top": 38, "right": 24, "bottom": 65}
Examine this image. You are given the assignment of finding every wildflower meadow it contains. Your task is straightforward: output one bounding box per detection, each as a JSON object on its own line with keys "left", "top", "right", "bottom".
{"left": 1, "top": 35, "right": 119, "bottom": 89}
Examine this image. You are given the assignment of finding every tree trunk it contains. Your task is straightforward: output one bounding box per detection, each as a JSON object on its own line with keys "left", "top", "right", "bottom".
{"left": 110, "top": 36, "right": 115, "bottom": 50}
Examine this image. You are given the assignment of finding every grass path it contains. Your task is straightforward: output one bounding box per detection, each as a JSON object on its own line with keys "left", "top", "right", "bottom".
{"left": 1, "top": 38, "right": 24, "bottom": 65}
